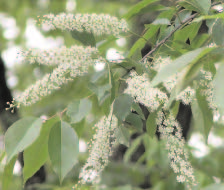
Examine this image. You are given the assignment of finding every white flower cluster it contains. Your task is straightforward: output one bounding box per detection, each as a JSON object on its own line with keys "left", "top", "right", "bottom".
{"left": 198, "top": 69, "right": 217, "bottom": 112}
{"left": 157, "top": 112, "right": 196, "bottom": 186}
{"left": 15, "top": 46, "right": 104, "bottom": 106}
{"left": 19, "top": 45, "right": 99, "bottom": 66}
{"left": 38, "top": 13, "right": 129, "bottom": 36}
{"left": 78, "top": 114, "right": 118, "bottom": 184}
{"left": 125, "top": 70, "right": 196, "bottom": 186}
{"left": 124, "top": 71, "right": 168, "bottom": 112}
{"left": 176, "top": 86, "right": 195, "bottom": 105}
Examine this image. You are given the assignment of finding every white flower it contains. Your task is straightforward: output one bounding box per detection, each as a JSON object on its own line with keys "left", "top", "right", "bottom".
{"left": 15, "top": 45, "right": 106, "bottom": 106}
{"left": 38, "top": 13, "right": 129, "bottom": 36}
{"left": 124, "top": 71, "right": 168, "bottom": 112}
{"left": 79, "top": 114, "right": 118, "bottom": 184}
{"left": 157, "top": 112, "right": 196, "bottom": 186}
{"left": 176, "top": 87, "right": 195, "bottom": 105}
{"left": 19, "top": 45, "right": 98, "bottom": 66}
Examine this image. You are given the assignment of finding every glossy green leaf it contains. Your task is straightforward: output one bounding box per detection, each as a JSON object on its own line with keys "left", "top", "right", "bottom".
{"left": 88, "top": 83, "right": 112, "bottom": 104}
{"left": 66, "top": 98, "right": 92, "bottom": 123}
{"left": 151, "top": 47, "right": 211, "bottom": 86}
{"left": 179, "top": 0, "right": 211, "bottom": 15}
{"left": 173, "top": 22, "right": 202, "bottom": 46}
{"left": 23, "top": 117, "right": 60, "bottom": 184}
{"left": 191, "top": 90, "right": 213, "bottom": 142}
{"left": 174, "top": 10, "right": 191, "bottom": 26}
{"left": 113, "top": 94, "right": 133, "bottom": 121}
{"left": 132, "top": 103, "right": 145, "bottom": 120}
{"left": 5, "top": 117, "right": 43, "bottom": 163}
{"left": 125, "top": 112, "right": 143, "bottom": 132}
{"left": 213, "top": 63, "right": 224, "bottom": 115}
{"left": 2, "top": 156, "right": 16, "bottom": 190}
{"left": 48, "top": 121, "right": 79, "bottom": 183}
{"left": 211, "top": 19, "right": 224, "bottom": 46}
{"left": 128, "top": 25, "right": 160, "bottom": 59}
{"left": 116, "top": 125, "right": 130, "bottom": 147}
{"left": 191, "top": 34, "right": 210, "bottom": 49}
{"left": 197, "top": 91, "right": 213, "bottom": 142}
{"left": 146, "top": 111, "right": 158, "bottom": 138}
{"left": 194, "top": 12, "right": 224, "bottom": 22}
{"left": 153, "top": 18, "right": 170, "bottom": 25}
{"left": 123, "top": 0, "right": 159, "bottom": 20}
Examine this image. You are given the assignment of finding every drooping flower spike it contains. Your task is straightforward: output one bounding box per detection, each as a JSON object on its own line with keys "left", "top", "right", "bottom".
{"left": 37, "top": 13, "right": 129, "bottom": 36}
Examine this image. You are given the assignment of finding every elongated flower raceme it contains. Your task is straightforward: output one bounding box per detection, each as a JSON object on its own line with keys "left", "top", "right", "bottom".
{"left": 125, "top": 71, "right": 196, "bottom": 187}
{"left": 15, "top": 45, "right": 106, "bottom": 106}
{"left": 157, "top": 112, "right": 196, "bottom": 188}
{"left": 19, "top": 45, "right": 99, "bottom": 66}
{"left": 38, "top": 13, "right": 129, "bottom": 36}
{"left": 77, "top": 114, "right": 118, "bottom": 185}
{"left": 124, "top": 71, "right": 168, "bottom": 112}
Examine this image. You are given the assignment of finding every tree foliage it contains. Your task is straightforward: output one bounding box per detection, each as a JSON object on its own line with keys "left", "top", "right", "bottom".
{"left": 1, "top": 0, "right": 224, "bottom": 190}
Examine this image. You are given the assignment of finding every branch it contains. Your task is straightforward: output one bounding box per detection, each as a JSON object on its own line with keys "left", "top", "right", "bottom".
{"left": 140, "top": 13, "right": 198, "bottom": 62}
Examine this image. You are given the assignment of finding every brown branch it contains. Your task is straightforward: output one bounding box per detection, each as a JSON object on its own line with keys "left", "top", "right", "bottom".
{"left": 140, "top": 13, "right": 198, "bottom": 62}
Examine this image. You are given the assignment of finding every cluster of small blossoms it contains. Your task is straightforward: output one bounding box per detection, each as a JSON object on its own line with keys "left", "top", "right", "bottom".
{"left": 38, "top": 13, "right": 129, "bottom": 36}
{"left": 156, "top": 112, "right": 196, "bottom": 186}
{"left": 78, "top": 114, "right": 118, "bottom": 185}
{"left": 124, "top": 71, "right": 168, "bottom": 112}
{"left": 18, "top": 45, "right": 99, "bottom": 66}
{"left": 176, "top": 87, "right": 196, "bottom": 105}
{"left": 194, "top": 69, "right": 217, "bottom": 112}
{"left": 15, "top": 46, "right": 104, "bottom": 106}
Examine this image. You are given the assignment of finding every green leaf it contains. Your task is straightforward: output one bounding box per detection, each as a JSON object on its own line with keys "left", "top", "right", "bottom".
{"left": 123, "top": 0, "right": 159, "bottom": 20}
{"left": 88, "top": 83, "right": 112, "bottom": 104}
{"left": 132, "top": 103, "right": 145, "bottom": 120}
{"left": 173, "top": 22, "right": 202, "bottom": 46}
{"left": 194, "top": 12, "right": 224, "bottom": 22}
{"left": 174, "top": 10, "right": 191, "bottom": 26}
{"left": 128, "top": 25, "right": 160, "bottom": 58}
{"left": 66, "top": 98, "right": 92, "bottom": 123}
{"left": 211, "top": 18, "right": 224, "bottom": 46}
{"left": 151, "top": 47, "right": 211, "bottom": 86}
{"left": 116, "top": 125, "right": 130, "bottom": 147}
{"left": 2, "top": 156, "right": 17, "bottom": 190}
{"left": 23, "top": 117, "right": 60, "bottom": 184}
{"left": 48, "top": 121, "right": 79, "bottom": 183}
{"left": 146, "top": 111, "right": 158, "bottom": 138}
{"left": 71, "top": 29, "right": 96, "bottom": 47}
{"left": 5, "top": 117, "right": 43, "bottom": 163}
{"left": 153, "top": 18, "right": 171, "bottom": 25}
{"left": 191, "top": 90, "right": 213, "bottom": 142}
{"left": 125, "top": 112, "right": 143, "bottom": 132}
{"left": 171, "top": 101, "right": 180, "bottom": 118}
{"left": 179, "top": 0, "right": 211, "bottom": 15}
{"left": 196, "top": 91, "right": 213, "bottom": 142}
{"left": 113, "top": 94, "right": 133, "bottom": 121}
{"left": 191, "top": 34, "right": 210, "bottom": 49}
{"left": 213, "top": 63, "right": 224, "bottom": 115}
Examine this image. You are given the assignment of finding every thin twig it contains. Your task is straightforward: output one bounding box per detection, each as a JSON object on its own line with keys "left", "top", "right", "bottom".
{"left": 140, "top": 13, "right": 198, "bottom": 62}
